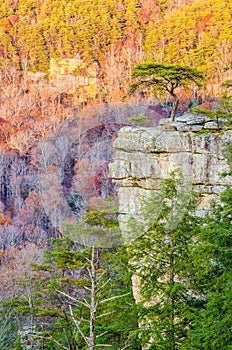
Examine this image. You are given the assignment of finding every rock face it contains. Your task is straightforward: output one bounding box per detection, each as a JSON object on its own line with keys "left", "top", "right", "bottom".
{"left": 109, "top": 121, "right": 232, "bottom": 342}
{"left": 109, "top": 122, "right": 232, "bottom": 243}
{"left": 49, "top": 57, "right": 98, "bottom": 104}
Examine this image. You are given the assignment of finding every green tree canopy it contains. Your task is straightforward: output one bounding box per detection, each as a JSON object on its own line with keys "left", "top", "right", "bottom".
{"left": 129, "top": 61, "right": 203, "bottom": 121}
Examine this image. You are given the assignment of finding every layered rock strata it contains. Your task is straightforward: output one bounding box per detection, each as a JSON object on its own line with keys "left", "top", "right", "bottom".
{"left": 109, "top": 120, "right": 232, "bottom": 244}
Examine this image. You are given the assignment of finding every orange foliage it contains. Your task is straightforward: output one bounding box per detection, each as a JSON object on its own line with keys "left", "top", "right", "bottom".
{"left": 0, "top": 117, "right": 12, "bottom": 141}
{"left": 138, "top": 8, "right": 152, "bottom": 22}
{"left": 9, "top": 15, "right": 19, "bottom": 25}
{"left": 0, "top": 213, "right": 5, "bottom": 226}
{"left": 177, "top": 89, "right": 192, "bottom": 111}
{"left": 195, "top": 13, "right": 212, "bottom": 33}
{"left": 0, "top": 205, "right": 14, "bottom": 227}
{"left": 197, "top": 101, "right": 214, "bottom": 110}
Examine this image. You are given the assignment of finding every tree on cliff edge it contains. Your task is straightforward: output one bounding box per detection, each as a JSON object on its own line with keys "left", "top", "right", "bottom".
{"left": 129, "top": 62, "right": 203, "bottom": 121}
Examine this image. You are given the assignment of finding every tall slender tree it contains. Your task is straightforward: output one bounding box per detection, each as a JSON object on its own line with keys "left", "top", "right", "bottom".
{"left": 11, "top": 199, "right": 139, "bottom": 349}
{"left": 185, "top": 147, "right": 232, "bottom": 350}
{"left": 128, "top": 173, "right": 203, "bottom": 349}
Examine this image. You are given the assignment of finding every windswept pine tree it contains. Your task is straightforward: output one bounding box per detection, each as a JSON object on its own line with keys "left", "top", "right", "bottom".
{"left": 129, "top": 62, "right": 203, "bottom": 121}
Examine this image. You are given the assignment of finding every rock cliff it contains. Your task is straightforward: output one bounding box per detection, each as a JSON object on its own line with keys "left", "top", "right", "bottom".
{"left": 49, "top": 57, "right": 98, "bottom": 104}
{"left": 109, "top": 118, "right": 232, "bottom": 244}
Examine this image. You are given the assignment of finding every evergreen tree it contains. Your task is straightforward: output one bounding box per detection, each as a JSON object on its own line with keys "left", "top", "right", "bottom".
{"left": 65, "top": 197, "right": 122, "bottom": 248}
{"left": 129, "top": 62, "right": 203, "bottom": 121}
{"left": 192, "top": 92, "right": 232, "bottom": 129}
{"left": 185, "top": 148, "right": 232, "bottom": 349}
{"left": 128, "top": 173, "right": 202, "bottom": 349}
{"left": 11, "top": 199, "right": 140, "bottom": 349}
{"left": 0, "top": 304, "right": 20, "bottom": 349}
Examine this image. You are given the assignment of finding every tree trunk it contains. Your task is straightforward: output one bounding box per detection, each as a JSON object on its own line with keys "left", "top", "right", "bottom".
{"left": 89, "top": 247, "right": 97, "bottom": 350}
{"left": 170, "top": 95, "right": 179, "bottom": 122}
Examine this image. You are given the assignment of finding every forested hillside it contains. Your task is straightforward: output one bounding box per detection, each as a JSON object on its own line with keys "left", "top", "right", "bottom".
{"left": 4, "top": 0, "right": 232, "bottom": 254}
{"left": 0, "top": 0, "right": 231, "bottom": 101}
{"left": 0, "top": 0, "right": 231, "bottom": 348}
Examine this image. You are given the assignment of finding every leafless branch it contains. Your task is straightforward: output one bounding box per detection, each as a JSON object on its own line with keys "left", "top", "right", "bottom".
{"left": 96, "top": 310, "right": 116, "bottom": 319}
{"left": 69, "top": 305, "right": 89, "bottom": 346}
{"left": 31, "top": 334, "right": 69, "bottom": 350}
{"left": 96, "top": 277, "right": 111, "bottom": 293}
{"left": 55, "top": 289, "right": 90, "bottom": 309}
{"left": 99, "top": 292, "right": 130, "bottom": 304}
{"left": 95, "top": 344, "right": 113, "bottom": 347}
{"left": 96, "top": 330, "right": 110, "bottom": 338}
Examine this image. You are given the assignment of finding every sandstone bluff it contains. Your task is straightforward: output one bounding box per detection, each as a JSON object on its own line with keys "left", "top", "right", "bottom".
{"left": 109, "top": 117, "right": 232, "bottom": 244}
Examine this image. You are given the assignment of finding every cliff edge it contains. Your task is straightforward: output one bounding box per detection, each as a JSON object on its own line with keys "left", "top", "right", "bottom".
{"left": 109, "top": 117, "right": 232, "bottom": 243}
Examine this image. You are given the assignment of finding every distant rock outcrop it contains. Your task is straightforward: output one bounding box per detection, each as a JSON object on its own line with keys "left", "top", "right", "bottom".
{"left": 49, "top": 57, "right": 98, "bottom": 105}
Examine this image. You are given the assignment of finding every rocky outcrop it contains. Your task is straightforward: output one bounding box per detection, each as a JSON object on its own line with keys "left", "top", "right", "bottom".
{"left": 49, "top": 57, "right": 98, "bottom": 104}
{"left": 109, "top": 120, "right": 232, "bottom": 243}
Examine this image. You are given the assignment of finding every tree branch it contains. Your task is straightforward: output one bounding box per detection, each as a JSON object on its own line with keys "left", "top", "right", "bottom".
{"left": 31, "top": 334, "right": 69, "bottom": 350}
{"left": 99, "top": 292, "right": 130, "bottom": 304}
{"left": 96, "top": 310, "right": 116, "bottom": 319}
{"left": 55, "top": 289, "right": 90, "bottom": 309}
{"left": 69, "top": 305, "right": 89, "bottom": 346}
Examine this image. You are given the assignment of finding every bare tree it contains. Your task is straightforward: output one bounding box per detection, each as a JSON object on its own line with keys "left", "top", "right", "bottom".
{"left": 55, "top": 246, "right": 130, "bottom": 350}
